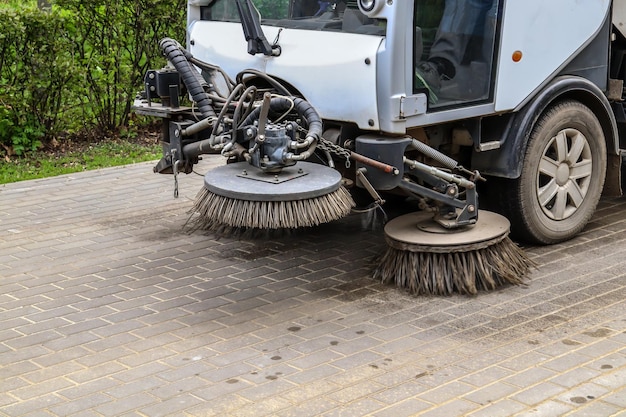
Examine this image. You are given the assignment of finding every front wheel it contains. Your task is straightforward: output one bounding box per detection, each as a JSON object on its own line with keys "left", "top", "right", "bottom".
{"left": 499, "top": 100, "right": 607, "bottom": 244}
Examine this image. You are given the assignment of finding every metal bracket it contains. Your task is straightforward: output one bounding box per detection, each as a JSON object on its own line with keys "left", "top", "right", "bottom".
{"left": 399, "top": 94, "right": 428, "bottom": 118}
{"left": 356, "top": 168, "right": 385, "bottom": 206}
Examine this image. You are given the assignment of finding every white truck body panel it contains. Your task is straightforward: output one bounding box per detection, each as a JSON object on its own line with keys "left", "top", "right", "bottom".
{"left": 188, "top": 21, "right": 384, "bottom": 130}
{"left": 495, "top": 0, "right": 611, "bottom": 111}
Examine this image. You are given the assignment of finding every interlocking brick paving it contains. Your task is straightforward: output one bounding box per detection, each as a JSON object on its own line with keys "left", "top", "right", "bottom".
{"left": 1, "top": 158, "right": 624, "bottom": 416}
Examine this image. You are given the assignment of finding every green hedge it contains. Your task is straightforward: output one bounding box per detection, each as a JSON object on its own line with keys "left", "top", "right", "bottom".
{"left": 0, "top": 1, "right": 185, "bottom": 155}
{"left": 0, "top": 8, "right": 73, "bottom": 155}
{"left": 53, "top": 0, "right": 186, "bottom": 131}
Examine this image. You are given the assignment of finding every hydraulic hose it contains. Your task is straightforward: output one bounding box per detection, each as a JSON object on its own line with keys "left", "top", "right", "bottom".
{"left": 236, "top": 69, "right": 291, "bottom": 96}
{"left": 159, "top": 38, "right": 217, "bottom": 120}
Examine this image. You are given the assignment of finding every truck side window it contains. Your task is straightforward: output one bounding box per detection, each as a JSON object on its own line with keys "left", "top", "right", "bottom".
{"left": 414, "top": 0, "right": 499, "bottom": 108}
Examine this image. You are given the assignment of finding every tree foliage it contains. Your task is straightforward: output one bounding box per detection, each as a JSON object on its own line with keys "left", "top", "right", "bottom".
{"left": 0, "top": 8, "right": 70, "bottom": 155}
{"left": 0, "top": 1, "right": 186, "bottom": 155}
{"left": 54, "top": 0, "right": 186, "bottom": 132}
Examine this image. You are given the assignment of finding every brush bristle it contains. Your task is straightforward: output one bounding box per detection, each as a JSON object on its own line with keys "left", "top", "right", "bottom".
{"left": 185, "top": 185, "right": 355, "bottom": 232}
{"left": 373, "top": 236, "right": 534, "bottom": 295}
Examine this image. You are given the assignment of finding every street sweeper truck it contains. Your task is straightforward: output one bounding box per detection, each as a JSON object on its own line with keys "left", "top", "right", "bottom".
{"left": 133, "top": 0, "right": 626, "bottom": 295}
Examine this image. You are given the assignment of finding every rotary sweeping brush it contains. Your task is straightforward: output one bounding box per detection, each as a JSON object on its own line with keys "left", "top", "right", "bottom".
{"left": 185, "top": 161, "right": 355, "bottom": 232}
{"left": 373, "top": 211, "right": 533, "bottom": 295}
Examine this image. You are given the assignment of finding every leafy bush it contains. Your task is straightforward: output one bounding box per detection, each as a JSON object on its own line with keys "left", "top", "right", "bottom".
{"left": 0, "top": 1, "right": 186, "bottom": 156}
{"left": 54, "top": 0, "right": 186, "bottom": 132}
{"left": 0, "top": 7, "right": 74, "bottom": 155}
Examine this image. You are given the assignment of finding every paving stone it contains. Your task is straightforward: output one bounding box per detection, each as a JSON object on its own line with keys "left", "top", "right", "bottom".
{"left": 326, "top": 380, "right": 386, "bottom": 404}
{"left": 462, "top": 381, "right": 519, "bottom": 406}
{"left": 466, "top": 399, "right": 527, "bottom": 417}
{"left": 510, "top": 382, "right": 566, "bottom": 406}
{"left": 512, "top": 400, "right": 573, "bottom": 416}
{"left": 93, "top": 392, "right": 157, "bottom": 415}
{"left": 138, "top": 393, "right": 205, "bottom": 417}
{"left": 275, "top": 398, "right": 340, "bottom": 417}
{"left": 460, "top": 366, "right": 514, "bottom": 387}
{"left": 419, "top": 399, "right": 481, "bottom": 417}
{"left": 11, "top": 377, "right": 76, "bottom": 401}
{"left": 602, "top": 389, "right": 626, "bottom": 408}
{"left": 564, "top": 399, "right": 625, "bottom": 417}
{"left": 372, "top": 398, "right": 432, "bottom": 417}
{"left": 322, "top": 398, "right": 387, "bottom": 417}
{"left": 237, "top": 378, "right": 297, "bottom": 402}
{"left": 102, "top": 376, "right": 165, "bottom": 400}
{"left": 418, "top": 380, "right": 476, "bottom": 404}
{"left": 549, "top": 366, "right": 602, "bottom": 389}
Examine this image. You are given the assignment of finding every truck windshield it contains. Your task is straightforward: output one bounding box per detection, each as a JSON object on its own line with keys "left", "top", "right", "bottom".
{"left": 201, "top": 0, "right": 386, "bottom": 35}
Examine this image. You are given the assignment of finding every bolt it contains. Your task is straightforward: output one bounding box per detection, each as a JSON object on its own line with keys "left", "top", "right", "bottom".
{"left": 242, "top": 170, "right": 247, "bottom": 175}
{"left": 298, "top": 168, "right": 303, "bottom": 174}
{"left": 468, "top": 205, "right": 476, "bottom": 213}
{"left": 148, "top": 72, "right": 155, "bottom": 79}
{"left": 274, "top": 175, "right": 279, "bottom": 182}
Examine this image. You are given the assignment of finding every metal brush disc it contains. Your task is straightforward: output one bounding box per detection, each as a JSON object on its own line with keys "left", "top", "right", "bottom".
{"left": 204, "top": 161, "right": 342, "bottom": 201}
{"left": 384, "top": 210, "right": 511, "bottom": 253}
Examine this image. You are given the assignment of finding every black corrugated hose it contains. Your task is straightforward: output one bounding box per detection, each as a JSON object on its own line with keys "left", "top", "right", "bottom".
{"left": 159, "top": 37, "right": 217, "bottom": 120}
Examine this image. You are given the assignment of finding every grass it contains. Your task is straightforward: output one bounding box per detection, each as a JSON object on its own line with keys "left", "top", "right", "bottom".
{"left": 0, "top": 139, "right": 162, "bottom": 184}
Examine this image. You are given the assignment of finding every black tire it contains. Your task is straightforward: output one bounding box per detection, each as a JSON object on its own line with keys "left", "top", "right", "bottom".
{"left": 499, "top": 100, "right": 607, "bottom": 244}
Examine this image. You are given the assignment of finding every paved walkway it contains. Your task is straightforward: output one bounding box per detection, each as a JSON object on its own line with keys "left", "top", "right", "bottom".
{"left": 0, "top": 158, "right": 625, "bottom": 417}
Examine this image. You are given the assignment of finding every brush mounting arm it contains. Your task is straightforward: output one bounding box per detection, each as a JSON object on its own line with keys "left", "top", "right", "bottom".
{"left": 401, "top": 156, "right": 479, "bottom": 228}
{"left": 398, "top": 179, "right": 478, "bottom": 228}
{"left": 403, "top": 157, "right": 475, "bottom": 190}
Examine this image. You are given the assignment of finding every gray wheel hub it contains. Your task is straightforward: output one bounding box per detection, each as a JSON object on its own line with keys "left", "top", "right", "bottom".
{"left": 537, "top": 128, "right": 592, "bottom": 221}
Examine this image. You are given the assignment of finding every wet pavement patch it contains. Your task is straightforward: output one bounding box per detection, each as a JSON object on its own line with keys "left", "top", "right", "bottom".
{"left": 583, "top": 328, "right": 613, "bottom": 338}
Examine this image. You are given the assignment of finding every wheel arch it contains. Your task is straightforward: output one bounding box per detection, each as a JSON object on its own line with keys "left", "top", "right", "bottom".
{"left": 473, "top": 75, "right": 619, "bottom": 183}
